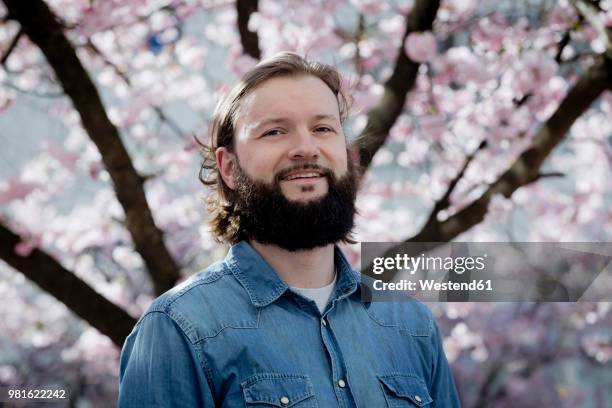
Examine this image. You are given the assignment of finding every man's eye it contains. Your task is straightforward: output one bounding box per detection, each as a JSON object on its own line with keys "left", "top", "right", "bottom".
{"left": 262, "top": 129, "right": 283, "bottom": 137}
{"left": 315, "top": 126, "right": 333, "bottom": 133}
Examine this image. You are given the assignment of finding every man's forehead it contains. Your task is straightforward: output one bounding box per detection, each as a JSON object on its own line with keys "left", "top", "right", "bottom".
{"left": 237, "top": 75, "right": 341, "bottom": 122}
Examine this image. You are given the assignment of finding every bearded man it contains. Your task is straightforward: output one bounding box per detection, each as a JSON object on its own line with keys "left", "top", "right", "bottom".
{"left": 118, "top": 52, "right": 460, "bottom": 407}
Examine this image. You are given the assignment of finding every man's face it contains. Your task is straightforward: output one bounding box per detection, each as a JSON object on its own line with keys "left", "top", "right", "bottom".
{"left": 231, "top": 75, "right": 349, "bottom": 202}
{"left": 215, "top": 74, "right": 357, "bottom": 250}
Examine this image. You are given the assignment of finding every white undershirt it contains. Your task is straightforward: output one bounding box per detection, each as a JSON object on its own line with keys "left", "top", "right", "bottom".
{"left": 290, "top": 273, "right": 337, "bottom": 314}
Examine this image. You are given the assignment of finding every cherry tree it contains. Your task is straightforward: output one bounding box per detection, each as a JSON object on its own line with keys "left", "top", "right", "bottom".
{"left": 0, "top": 0, "right": 610, "bottom": 405}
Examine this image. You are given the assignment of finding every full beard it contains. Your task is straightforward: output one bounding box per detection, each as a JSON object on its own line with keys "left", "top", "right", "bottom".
{"left": 232, "top": 160, "right": 358, "bottom": 251}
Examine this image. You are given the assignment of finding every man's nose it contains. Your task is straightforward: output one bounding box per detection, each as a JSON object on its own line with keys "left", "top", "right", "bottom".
{"left": 287, "top": 129, "right": 320, "bottom": 161}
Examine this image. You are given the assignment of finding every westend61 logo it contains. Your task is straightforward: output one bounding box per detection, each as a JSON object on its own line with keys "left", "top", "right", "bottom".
{"left": 371, "top": 253, "right": 488, "bottom": 275}
{"left": 361, "top": 242, "right": 612, "bottom": 302}
{"left": 367, "top": 252, "right": 493, "bottom": 297}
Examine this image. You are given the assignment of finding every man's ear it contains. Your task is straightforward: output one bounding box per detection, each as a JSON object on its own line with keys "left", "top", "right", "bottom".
{"left": 215, "top": 147, "right": 237, "bottom": 190}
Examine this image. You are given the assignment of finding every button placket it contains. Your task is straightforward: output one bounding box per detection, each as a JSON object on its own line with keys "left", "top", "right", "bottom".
{"left": 319, "top": 311, "right": 355, "bottom": 406}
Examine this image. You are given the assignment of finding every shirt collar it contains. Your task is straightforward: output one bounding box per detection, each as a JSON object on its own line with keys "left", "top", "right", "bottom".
{"left": 225, "top": 241, "right": 360, "bottom": 307}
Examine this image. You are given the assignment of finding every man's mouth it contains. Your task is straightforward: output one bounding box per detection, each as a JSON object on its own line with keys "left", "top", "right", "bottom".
{"left": 282, "top": 171, "right": 324, "bottom": 181}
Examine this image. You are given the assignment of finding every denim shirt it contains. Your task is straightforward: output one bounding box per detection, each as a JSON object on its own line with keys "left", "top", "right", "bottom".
{"left": 118, "top": 241, "right": 460, "bottom": 407}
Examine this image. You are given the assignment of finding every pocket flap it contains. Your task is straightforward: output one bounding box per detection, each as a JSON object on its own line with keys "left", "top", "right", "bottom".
{"left": 378, "top": 373, "right": 433, "bottom": 406}
{"left": 242, "top": 373, "right": 315, "bottom": 407}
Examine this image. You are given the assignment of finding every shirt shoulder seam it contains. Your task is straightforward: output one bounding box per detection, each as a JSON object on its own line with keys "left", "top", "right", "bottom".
{"left": 135, "top": 310, "right": 218, "bottom": 399}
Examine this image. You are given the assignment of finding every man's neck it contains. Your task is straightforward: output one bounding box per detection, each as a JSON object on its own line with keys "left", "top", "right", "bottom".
{"left": 250, "top": 240, "right": 336, "bottom": 288}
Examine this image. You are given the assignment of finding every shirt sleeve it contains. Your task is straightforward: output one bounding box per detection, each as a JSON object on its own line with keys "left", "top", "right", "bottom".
{"left": 118, "top": 311, "right": 215, "bottom": 407}
{"left": 429, "top": 318, "right": 461, "bottom": 408}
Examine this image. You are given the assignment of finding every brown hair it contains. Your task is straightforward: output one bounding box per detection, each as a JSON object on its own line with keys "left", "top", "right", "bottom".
{"left": 198, "top": 52, "right": 351, "bottom": 244}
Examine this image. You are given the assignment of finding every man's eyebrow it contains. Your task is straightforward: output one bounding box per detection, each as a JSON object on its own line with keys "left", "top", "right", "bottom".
{"left": 312, "top": 114, "right": 341, "bottom": 123}
{"left": 312, "top": 114, "right": 340, "bottom": 122}
{"left": 253, "top": 117, "right": 291, "bottom": 129}
{"left": 252, "top": 115, "right": 340, "bottom": 130}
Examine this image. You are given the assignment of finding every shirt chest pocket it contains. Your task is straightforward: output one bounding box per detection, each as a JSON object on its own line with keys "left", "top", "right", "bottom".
{"left": 241, "top": 373, "right": 318, "bottom": 407}
{"left": 378, "top": 373, "right": 433, "bottom": 407}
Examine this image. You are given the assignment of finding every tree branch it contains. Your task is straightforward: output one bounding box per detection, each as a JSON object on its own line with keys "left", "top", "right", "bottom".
{"left": 408, "top": 55, "right": 612, "bottom": 243}
{"left": 335, "top": 14, "right": 367, "bottom": 77}
{"left": 0, "top": 27, "right": 22, "bottom": 67}
{"left": 0, "top": 223, "right": 136, "bottom": 347}
{"left": 236, "top": 0, "right": 261, "bottom": 59}
{"left": 529, "top": 171, "right": 565, "bottom": 182}
{"left": 152, "top": 105, "right": 187, "bottom": 139}
{"left": 421, "top": 139, "right": 487, "bottom": 230}
{"left": 353, "top": 0, "right": 441, "bottom": 172}
{"left": 554, "top": 31, "right": 571, "bottom": 64}
{"left": 571, "top": 0, "right": 612, "bottom": 59}
{"left": 3, "top": 0, "right": 180, "bottom": 295}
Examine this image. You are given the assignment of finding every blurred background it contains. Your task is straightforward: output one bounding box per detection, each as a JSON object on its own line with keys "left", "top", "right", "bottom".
{"left": 0, "top": 0, "right": 611, "bottom": 406}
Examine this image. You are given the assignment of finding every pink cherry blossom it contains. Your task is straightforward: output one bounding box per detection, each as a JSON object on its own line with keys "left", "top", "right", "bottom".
{"left": 43, "top": 141, "right": 80, "bottom": 171}
{"left": 472, "top": 12, "right": 507, "bottom": 53}
{"left": 433, "top": 46, "right": 488, "bottom": 86}
{"left": 14, "top": 234, "right": 41, "bottom": 257}
{"left": 349, "top": 0, "right": 386, "bottom": 16}
{"left": 404, "top": 31, "right": 437, "bottom": 63}
{"left": 0, "top": 177, "right": 41, "bottom": 204}
{"left": 549, "top": 0, "right": 579, "bottom": 31}
{"left": 512, "top": 50, "right": 558, "bottom": 95}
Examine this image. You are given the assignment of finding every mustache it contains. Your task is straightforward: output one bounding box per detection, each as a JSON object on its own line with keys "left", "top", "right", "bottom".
{"left": 273, "top": 162, "right": 334, "bottom": 183}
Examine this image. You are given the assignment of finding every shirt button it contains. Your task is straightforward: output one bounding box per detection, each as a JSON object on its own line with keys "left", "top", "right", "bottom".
{"left": 321, "top": 318, "right": 327, "bottom": 326}
{"left": 280, "top": 396, "right": 290, "bottom": 405}
{"left": 415, "top": 395, "right": 422, "bottom": 403}
{"left": 337, "top": 379, "right": 346, "bottom": 388}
